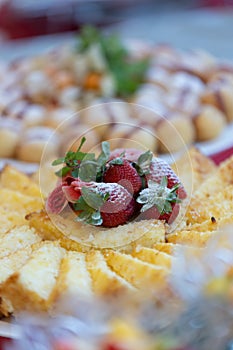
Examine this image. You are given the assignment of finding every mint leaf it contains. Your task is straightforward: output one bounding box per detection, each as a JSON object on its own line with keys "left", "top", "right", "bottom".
{"left": 77, "top": 26, "right": 101, "bottom": 52}
{"left": 97, "top": 141, "right": 110, "bottom": 167}
{"left": 137, "top": 178, "right": 180, "bottom": 215}
{"left": 52, "top": 157, "right": 65, "bottom": 166}
{"left": 76, "top": 25, "right": 150, "bottom": 97}
{"left": 73, "top": 187, "right": 106, "bottom": 226}
{"left": 136, "top": 150, "right": 153, "bottom": 176}
{"left": 81, "top": 187, "right": 107, "bottom": 210}
{"left": 109, "top": 157, "right": 124, "bottom": 165}
{"left": 55, "top": 166, "right": 70, "bottom": 178}
{"left": 78, "top": 161, "right": 99, "bottom": 182}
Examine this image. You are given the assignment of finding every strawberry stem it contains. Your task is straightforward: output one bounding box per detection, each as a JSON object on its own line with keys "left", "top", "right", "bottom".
{"left": 137, "top": 177, "right": 180, "bottom": 215}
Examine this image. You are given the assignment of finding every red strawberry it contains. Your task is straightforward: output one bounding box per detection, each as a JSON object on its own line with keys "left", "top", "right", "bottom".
{"left": 137, "top": 178, "right": 181, "bottom": 224}
{"left": 138, "top": 202, "right": 180, "bottom": 224}
{"left": 109, "top": 148, "right": 145, "bottom": 162}
{"left": 146, "top": 158, "right": 187, "bottom": 199}
{"left": 46, "top": 184, "right": 68, "bottom": 214}
{"left": 103, "top": 159, "right": 142, "bottom": 194}
{"left": 66, "top": 180, "right": 136, "bottom": 228}
{"left": 159, "top": 202, "right": 180, "bottom": 224}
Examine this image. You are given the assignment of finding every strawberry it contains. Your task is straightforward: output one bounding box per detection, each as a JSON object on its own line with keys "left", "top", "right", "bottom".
{"left": 145, "top": 158, "right": 187, "bottom": 199}
{"left": 109, "top": 148, "right": 145, "bottom": 162}
{"left": 137, "top": 178, "right": 181, "bottom": 224}
{"left": 46, "top": 183, "right": 68, "bottom": 214}
{"left": 103, "top": 149, "right": 154, "bottom": 195}
{"left": 65, "top": 179, "right": 136, "bottom": 228}
{"left": 138, "top": 202, "right": 180, "bottom": 224}
{"left": 103, "top": 159, "right": 142, "bottom": 194}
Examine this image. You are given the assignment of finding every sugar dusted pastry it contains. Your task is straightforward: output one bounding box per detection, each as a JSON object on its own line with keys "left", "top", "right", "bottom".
{"left": 175, "top": 49, "right": 217, "bottom": 81}
{"left": 0, "top": 28, "right": 232, "bottom": 165}
{"left": 156, "top": 112, "right": 196, "bottom": 153}
{"left": 107, "top": 118, "right": 158, "bottom": 152}
{"left": 202, "top": 81, "right": 233, "bottom": 122}
{"left": 193, "top": 105, "right": 226, "bottom": 141}
{"left": 169, "top": 72, "right": 205, "bottom": 96}
{"left": 45, "top": 108, "right": 76, "bottom": 129}
{"left": 23, "top": 70, "right": 54, "bottom": 104}
{"left": 0, "top": 118, "right": 22, "bottom": 158}
{"left": 145, "top": 67, "right": 170, "bottom": 91}
{"left": 5, "top": 102, "right": 45, "bottom": 127}
{"left": 165, "top": 88, "right": 200, "bottom": 115}
{"left": 81, "top": 100, "right": 132, "bottom": 138}
{"left": 151, "top": 44, "right": 181, "bottom": 70}
{"left": 60, "top": 123, "right": 100, "bottom": 155}
{"left": 22, "top": 104, "right": 47, "bottom": 127}
{"left": 0, "top": 89, "right": 22, "bottom": 113}
{"left": 16, "top": 126, "right": 59, "bottom": 163}
{"left": 58, "top": 86, "right": 81, "bottom": 109}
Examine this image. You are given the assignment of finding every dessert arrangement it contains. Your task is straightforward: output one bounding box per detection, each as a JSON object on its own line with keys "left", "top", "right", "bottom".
{"left": 1, "top": 25, "right": 233, "bottom": 350}
{"left": 1, "top": 26, "right": 233, "bottom": 163}
{"left": 0, "top": 135, "right": 232, "bottom": 324}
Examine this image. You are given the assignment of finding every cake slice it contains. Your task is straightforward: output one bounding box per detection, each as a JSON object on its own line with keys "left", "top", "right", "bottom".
{"left": 0, "top": 208, "right": 29, "bottom": 236}
{"left": 187, "top": 184, "right": 233, "bottom": 224}
{"left": 86, "top": 250, "right": 136, "bottom": 296}
{"left": 189, "top": 155, "right": 233, "bottom": 201}
{"left": 167, "top": 229, "right": 218, "bottom": 247}
{"left": 0, "top": 188, "right": 43, "bottom": 213}
{"left": 1, "top": 241, "right": 65, "bottom": 312}
{"left": 132, "top": 247, "right": 173, "bottom": 269}
{"left": 52, "top": 251, "right": 93, "bottom": 304}
{"left": 0, "top": 225, "right": 41, "bottom": 259}
{"left": 103, "top": 250, "right": 169, "bottom": 292}
{"left": 27, "top": 211, "right": 165, "bottom": 253}
{"left": 171, "top": 147, "right": 216, "bottom": 196}
{"left": 0, "top": 165, "right": 41, "bottom": 198}
{"left": 153, "top": 242, "right": 185, "bottom": 255}
{"left": 0, "top": 246, "right": 34, "bottom": 316}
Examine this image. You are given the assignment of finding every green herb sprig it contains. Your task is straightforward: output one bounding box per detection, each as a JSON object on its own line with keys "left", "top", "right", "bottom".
{"left": 77, "top": 25, "right": 150, "bottom": 97}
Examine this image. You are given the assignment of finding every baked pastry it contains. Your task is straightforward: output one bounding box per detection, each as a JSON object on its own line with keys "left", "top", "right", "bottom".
{"left": 201, "top": 80, "right": 233, "bottom": 122}
{"left": 107, "top": 119, "right": 158, "bottom": 153}
{"left": 16, "top": 126, "right": 60, "bottom": 163}
{"left": 156, "top": 111, "right": 196, "bottom": 153}
{"left": 193, "top": 104, "right": 226, "bottom": 141}
{"left": 0, "top": 29, "right": 232, "bottom": 163}
{"left": 60, "top": 122, "right": 101, "bottom": 154}
{"left": 80, "top": 99, "right": 132, "bottom": 139}
{"left": 0, "top": 118, "right": 22, "bottom": 158}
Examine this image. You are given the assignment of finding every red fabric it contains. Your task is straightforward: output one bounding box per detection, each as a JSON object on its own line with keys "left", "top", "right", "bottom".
{"left": 209, "top": 145, "right": 233, "bottom": 164}
{"left": 0, "top": 337, "right": 12, "bottom": 350}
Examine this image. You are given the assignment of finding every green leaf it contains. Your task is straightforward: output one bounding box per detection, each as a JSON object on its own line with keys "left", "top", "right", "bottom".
{"left": 91, "top": 211, "right": 103, "bottom": 226}
{"left": 73, "top": 196, "right": 90, "bottom": 211}
{"left": 73, "top": 190, "right": 105, "bottom": 226}
{"left": 71, "top": 168, "right": 80, "bottom": 178}
{"left": 160, "top": 176, "right": 168, "bottom": 188}
{"left": 55, "top": 166, "right": 70, "bottom": 178}
{"left": 109, "top": 157, "right": 124, "bottom": 165}
{"left": 81, "top": 187, "right": 107, "bottom": 210}
{"left": 97, "top": 141, "right": 110, "bottom": 166}
{"left": 76, "top": 25, "right": 150, "bottom": 97}
{"left": 136, "top": 150, "right": 153, "bottom": 175}
{"left": 137, "top": 178, "right": 180, "bottom": 215}
{"left": 78, "top": 161, "right": 99, "bottom": 182}
{"left": 52, "top": 157, "right": 65, "bottom": 166}
{"left": 77, "top": 26, "right": 101, "bottom": 52}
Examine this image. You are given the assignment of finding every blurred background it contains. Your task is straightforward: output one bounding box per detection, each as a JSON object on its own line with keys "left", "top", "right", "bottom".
{"left": 1, "top": 0, "right": 233, "bottom": 60}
